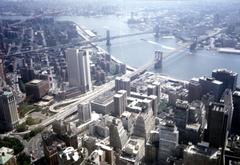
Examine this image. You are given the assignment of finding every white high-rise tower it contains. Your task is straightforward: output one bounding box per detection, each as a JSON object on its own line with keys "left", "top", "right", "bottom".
{"left": 65, "top": 48, "right": 92, "bottom": 92}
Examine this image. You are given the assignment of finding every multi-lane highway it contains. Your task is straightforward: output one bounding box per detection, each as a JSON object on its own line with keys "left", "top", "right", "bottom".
{"left": 38, "top": 80, "right": 115, "bottom": 128}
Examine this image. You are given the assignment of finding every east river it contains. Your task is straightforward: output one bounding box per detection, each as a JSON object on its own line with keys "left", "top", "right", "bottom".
{"left": 56, "top": 15, "right": 240, "bottom": 86}
{"left": 1, "top": 11, "right": 240, "bottom": 85}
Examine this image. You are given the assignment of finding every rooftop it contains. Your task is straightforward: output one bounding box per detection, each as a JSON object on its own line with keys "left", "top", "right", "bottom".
{"left": 59, "top": 147, "right": 80, "bottom": 162}
{"left": 0, "top": 147, "right": 14, "bottom": 164}
{"left": 92, "top": 91, "right": 115, "bottom": 105}
{"left": 29, "top": 79, "right": 42, "bottom": 84}
{"left": 185, "top": 142, "right": 220, "bottom": 159}
{"left": 122, "top": 137, "right": 145, "bottom": 158}
{"left": 211, "top": 102, "right": 225, "bottom": 112}
{"left": 199, "top": 76, "right": 223, "bottom": 85}
{"left": 213, "top": 68, "right": 238, "bottom": 76}
{"left": 233, "top": 91, "right": 240, "bottom": 97}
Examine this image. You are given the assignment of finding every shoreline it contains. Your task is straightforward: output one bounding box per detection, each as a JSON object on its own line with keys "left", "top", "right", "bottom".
{"left": 75, "top": 24, "right": 137, "bottom": 72}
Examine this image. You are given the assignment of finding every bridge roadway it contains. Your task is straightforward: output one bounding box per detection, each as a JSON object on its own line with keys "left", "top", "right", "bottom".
{"left": 8, "top": 31, "right": 154, "bottom": 57}
{"left": 8, "top": 28, "right": 222, "bottom": 57}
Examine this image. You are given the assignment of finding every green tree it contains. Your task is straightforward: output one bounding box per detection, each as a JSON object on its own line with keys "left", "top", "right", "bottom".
{"left": 0, "top": 137, "right": 24, "bottom": 155}
{"left": 16, "top": 123, "right": 28, "bottom": 132}
{"left": 17, "top": 152, "right": 31, "bottom": 165}
{"left": 26, "top": 117, "right": 35, "bottom": 125}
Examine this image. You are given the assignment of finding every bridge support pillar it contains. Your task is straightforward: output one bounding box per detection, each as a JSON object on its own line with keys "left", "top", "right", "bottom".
{"left": 106, "top": 30, "right": 111, "bottom": 46}
{"left": 154, "top": 50, "right": 163, "bottom": 69}
{"left": 154, "top": 25, "right": 160, "bottom": 38}
{"left": 190, "top": 36, "right": 198, "bottom": 51}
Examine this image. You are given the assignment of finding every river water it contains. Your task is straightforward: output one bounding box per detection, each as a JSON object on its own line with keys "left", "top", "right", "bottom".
{"left": 1, "top": 9, "right": 240, "bottom": 85}
{"left": 56, "top": 16, "right": 240, "bottom": 85}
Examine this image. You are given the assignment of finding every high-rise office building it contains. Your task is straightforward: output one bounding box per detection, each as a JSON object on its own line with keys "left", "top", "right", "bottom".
{"left": 199, "top": 76, "right": 224, "bottom": 101}
{"left": 0, "top": 90, "right": 19, "bottom": 131}
{"left": 158, "top": 121, "right": 179, "bottom": 163}
{"left": 115, "top": 77, "right": 131, "bottom": 96}
{"left": 188, "top": 78, "right": 202, "bottom": 102}
{"left": 174, "top": 99, "right": 189, "bottom": 129}
{"left": 147, "top": 84, "right": 157, "bottom": 96}
{"left": 223, "top": 89, "right": 233, "bottom": 132}
{"left": 190, "top": 100, "right": 206, "bottom": 128}
{"left": 212, "top": 69, "right": 238, "bottom": 91}
{"left": 152, "top": 81, "right": 161, "bottom": 101}
{"left": 78, "top": 102, "right": 91, "bottom": 123}
{"left": 109, "top": 118, "right": 128, "bottom": 151}
{"left": 174, "top": 99, "right": 189, "bottom": 143}
{"left": 207, "top": 102, "right": 228, "bottom": 149}
{"left": 113, "top": 91, "right": 127, "bottom": 117}
{"left": 232, "top": 90, "right": 240, "bottom": 134}
{"left": 133, "top": 110, "right": 154, "bottom": 139}
{"left": 65, "top": 48, "right": 92, "bottom": 93}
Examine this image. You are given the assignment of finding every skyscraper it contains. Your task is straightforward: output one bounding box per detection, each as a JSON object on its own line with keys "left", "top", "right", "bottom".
{"left": 207, "top": 102, "right": 228, "bottom": 149}
{"left": 212, "top": 69, "right": 238, "bottom": 91}
{"left": 232, "top": 90, "right": 240, "bottom": 134}
{"left": 158, "top": 121, "right": 179, "bottom": 163}
{"left": 65, "top": 48, "right": 92, "bottom": 93}
{"left": 0, "top": 90, "right": 19, "bottom": 131}
{"left": 109, "top": 118, "right": 128, "bottom": 151}
{"left": 199, "top": 76, "right": 224, "bottom": 101}
{"left": 78, "top": 102, "right": 91, "bottom": 124}
{"left": 115, "top": 77, "right": 131, "bottom": 96}
{"left": 188, "top": 78, "right": 202, "bottom": 102}
{"left": 223, "top": 89, "right": 233, "bottom": 132}
{"left": 113, "top": 91, "right": 127, "bottom": 117}
{"left": 174, "top": 99, "right": 189, "bottom": 129}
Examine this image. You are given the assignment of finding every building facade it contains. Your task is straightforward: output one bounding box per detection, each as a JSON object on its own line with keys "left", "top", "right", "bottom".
{"left": 0, "top": 91, "right": 19, "bottom": 131}
{"left": 65, "top": 48, "right": 92, "bottom": 92}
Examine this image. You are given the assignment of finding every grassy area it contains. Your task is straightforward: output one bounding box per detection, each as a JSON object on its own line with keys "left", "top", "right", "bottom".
{"left": 16, "top": 117, "right": 42, "bottom": 133}
{"left": 16, "top": 123, "right": 28, "bottom": 132}
{"left": 25, "top": 117, "right": 42, "bottom": 126}
{"left": 18, "top": 103, "right": 43, "bottom": 118}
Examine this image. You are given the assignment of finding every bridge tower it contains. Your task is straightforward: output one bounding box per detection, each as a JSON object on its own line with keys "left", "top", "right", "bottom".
{"left": 154, "top": 50, "right": 163, "bottom": 69}
{"left": 154, "top": 24, "right": 160, "bottom": 38}
{"left": 106, "top": 30, "right": 111, "bottom": 46}
{"left": 190, "top": 36, "right": 198, "bottom": 52}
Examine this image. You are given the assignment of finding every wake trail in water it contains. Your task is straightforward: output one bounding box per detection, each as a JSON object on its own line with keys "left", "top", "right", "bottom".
{"left": 142, "top": 39, "right": 176, "bottom": 50}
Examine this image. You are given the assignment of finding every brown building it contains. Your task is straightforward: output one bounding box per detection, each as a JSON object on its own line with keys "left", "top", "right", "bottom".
{"left": 42, "top": 131, "right": 66, "bottom": 165}
{"left": 25, "top": 79, "right": 49, "bottom": 101}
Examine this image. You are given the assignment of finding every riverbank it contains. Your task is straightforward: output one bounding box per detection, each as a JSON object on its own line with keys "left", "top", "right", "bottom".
{"left": 76, "top": 23, "right": 137, "bottom": 72}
